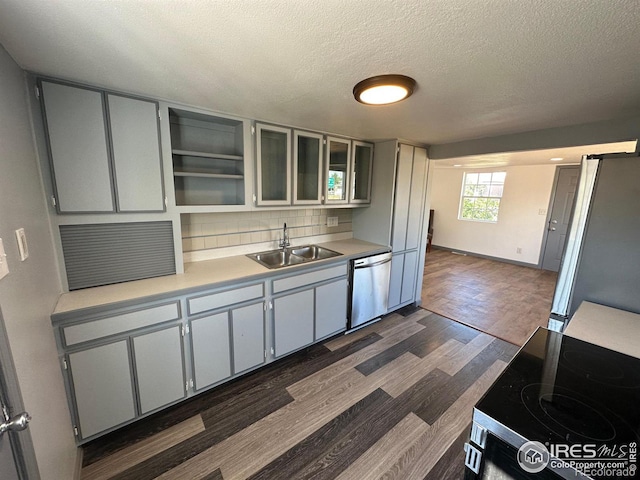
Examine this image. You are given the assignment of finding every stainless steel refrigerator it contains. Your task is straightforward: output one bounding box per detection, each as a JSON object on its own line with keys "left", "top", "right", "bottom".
{"left": 550, "top": 152, "right": 640, "bottom": 331}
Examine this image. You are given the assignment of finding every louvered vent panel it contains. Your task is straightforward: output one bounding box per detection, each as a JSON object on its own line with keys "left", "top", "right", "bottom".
{"left": 60, "top": 221, "right": 176, "bottom": 290}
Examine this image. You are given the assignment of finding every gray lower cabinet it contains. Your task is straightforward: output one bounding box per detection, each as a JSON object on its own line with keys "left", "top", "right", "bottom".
{"left": 388, "top": 253, "right": 405, "bottom": 310}
{"left": 67, "top": 324, "right": 186, "bottom": 440}
{"left": 274, "top": 290, "right": 314, "bottom": 357}
{"left": 67, "top": 340, "right": 136, "bottom": 439}
{"left": 388, "top": 250, "right": 419, "bottom": 310}
{"left": 232, "top": 302, "right": 266, "bottom": 373}
{"left": 273, "top": 265, "right": 349, "bottom": 357}
{"left": 315, "top": 278, "right": 348, "bottom": 339}
{"left": 191, "top": 312, "right": 231, "bottom": 390}
{"left": 133, "top": 326, "right": 185, "bottom": 414}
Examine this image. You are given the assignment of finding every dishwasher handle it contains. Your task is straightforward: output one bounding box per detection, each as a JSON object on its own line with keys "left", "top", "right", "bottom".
{"left": 353, "top": 254, "right": 392, "bottom": 269}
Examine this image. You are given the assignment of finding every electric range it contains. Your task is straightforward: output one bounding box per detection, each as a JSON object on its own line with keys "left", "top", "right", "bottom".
{"left": 465, "top": 327, "right": 639, "bottom": 479}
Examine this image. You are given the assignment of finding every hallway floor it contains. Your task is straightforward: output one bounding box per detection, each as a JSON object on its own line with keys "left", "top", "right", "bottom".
{"left": 421, "top": 248, "right": 558, "bottom": 346}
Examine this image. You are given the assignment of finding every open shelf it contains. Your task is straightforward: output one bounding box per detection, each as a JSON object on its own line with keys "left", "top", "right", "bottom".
{"left": 173, "top": 170, "right": 244, "bottom": 179}
{"left": 169, "top": 108, "right": 246, "bottom": 207}
{"left": 171, "top": 149, "right": 243, "bottom": 162}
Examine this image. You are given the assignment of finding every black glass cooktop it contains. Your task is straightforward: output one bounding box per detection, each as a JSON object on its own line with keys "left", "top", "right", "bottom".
{"left": 476, "top": 328, "right": 640, "bottom": 479}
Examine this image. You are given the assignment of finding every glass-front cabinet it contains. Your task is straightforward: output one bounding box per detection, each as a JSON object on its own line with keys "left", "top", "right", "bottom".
{"left": 293, "top": 130, "right": 324, "bottom": 205}
{"left": 256, "top": 123, "right": 291, "bottom": 206}
{"left": 350, "top": 141, "right": 373, "bottom": 204}
{"left": 325, "top": 137, "right": 351, "bottom": 204}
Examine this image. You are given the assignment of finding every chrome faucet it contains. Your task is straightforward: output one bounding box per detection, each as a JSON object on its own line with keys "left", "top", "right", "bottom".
{"left": 279, "top": 222, "right": 290, "bottom": 250}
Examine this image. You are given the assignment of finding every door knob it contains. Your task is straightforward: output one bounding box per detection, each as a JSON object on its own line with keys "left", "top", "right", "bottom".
{"left": 551, "top": 220, "right": 558, "bottom": 224}
{"left": 0, "top": 412, "right": 31, "bottom": 436}
{"left": 550, "top": 227, "right": 556, "bottom": 231}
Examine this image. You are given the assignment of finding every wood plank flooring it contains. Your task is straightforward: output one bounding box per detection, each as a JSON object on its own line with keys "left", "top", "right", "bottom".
{"left": 81, "top": 309, "right": 519, "bottom": 480}
{"left": 422, "top": 248, "right": 558, "bottom": 345}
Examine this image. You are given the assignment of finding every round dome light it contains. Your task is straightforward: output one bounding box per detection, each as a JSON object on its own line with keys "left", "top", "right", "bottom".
{"left": 353, "top": 75, "right": 416, "bottom": 105}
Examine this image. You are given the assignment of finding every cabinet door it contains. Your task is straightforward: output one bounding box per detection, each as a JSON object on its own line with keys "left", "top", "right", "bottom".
{"left": 325, "top": 137, "right": 351, "bottom": 204}
{"left": 68, "top": 340, "right": 135, "bottom": 439}
{"left": 391, "top": 144, "right": 414, "bottom": 251}
{"left": 401, "top": 250, "right": 419, "bottom": 304}
{"left": 293, "top": 130, "right": 323, "bottom": 205}
{"left": 405, "top": 147, "right": 428, "bottom": 250}
{"left": 256, "top": 123, "right": 291, "bottom": 205}
{"left": 315, "top": 279, "right": 348, "bottom": 339}
{"left": 41, "top": 81, "right": 115, "bottom": 213}
{"left": 107, "top": 94, "right": 165, "bottom": 212}
{"left": 350, "top": 141, "right": 373, "bottom": 204}
{"left": 274, "top": 290, "right": 314, "bottom": 357}
{"left": 388, "top": 253, "right": 405, "bottom": 310}
{"left": 133, "top": 326, "right": 185, "bottom": 414}
{"left": 191, "top": 312, "right": 231, "bottom": 390}
{"left": 232, "top": 303, "right": 265, "bottom": 373}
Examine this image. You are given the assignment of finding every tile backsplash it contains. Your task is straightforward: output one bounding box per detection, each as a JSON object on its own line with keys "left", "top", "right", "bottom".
{"left": 181, "top": 209, "right": 353, "bottom": 254}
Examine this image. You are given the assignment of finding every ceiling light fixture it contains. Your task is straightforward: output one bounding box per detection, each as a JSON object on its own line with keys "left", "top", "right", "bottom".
{"left": 550, "top": 157, "right": 564, "bottom": 162}
{"left": 453, "top": 164, "right": 462, "bottom": 167}
{"left": 353, "top": 74, "right": 416, "bottom": 105}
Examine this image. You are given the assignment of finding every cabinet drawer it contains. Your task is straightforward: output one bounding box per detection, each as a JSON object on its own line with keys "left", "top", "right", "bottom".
{"left": 63, "top": 301, "right": 180, "bottom": 346}
{"left": 188, "top": 283, "right": 264, "bottom": 315}
{"left": 273, "top": 264, "right": 347, "bottom": 293}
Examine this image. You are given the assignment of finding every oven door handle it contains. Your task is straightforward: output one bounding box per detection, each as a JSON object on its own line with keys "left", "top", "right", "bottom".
{"left": 464, "top": 442, "right": 482, "bottom": 474}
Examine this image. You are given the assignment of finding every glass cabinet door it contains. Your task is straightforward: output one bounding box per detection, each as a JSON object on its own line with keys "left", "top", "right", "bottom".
{"left": 293, "top": 130, "right": 323, "bottom": 205}
{"left": 256, "top": 123, "right": 291, "bottom": 205}
{"left": 350, "top": 141, "right": 373, "bottom": 203}
{"left": 325, "top": 137, "right": 351, "bottom": 204}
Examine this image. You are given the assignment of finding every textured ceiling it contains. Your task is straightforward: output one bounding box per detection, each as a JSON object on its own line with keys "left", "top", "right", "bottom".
{"left": 1, "top": 0, "right": 639, "bottom": 147}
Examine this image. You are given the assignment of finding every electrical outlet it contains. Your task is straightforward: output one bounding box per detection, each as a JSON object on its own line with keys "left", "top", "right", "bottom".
{"left": 15, "top": 228, "right": 28, "bottom": 261}
{"left": 327, "top": 216, "right": 339, "bottom": 227}
{"left": 516, "top": 247, "right": 522, "bottom": 254}
{"left": 0, "top": 238, "right": 9, "bottom": 280}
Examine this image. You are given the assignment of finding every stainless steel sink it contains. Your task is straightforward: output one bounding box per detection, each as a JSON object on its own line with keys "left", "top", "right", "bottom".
{"left": 290, "top": 245, "right": 341, "bottom": 260}
{"left": 247, "top": 245, "right": 342, "bottom": 269}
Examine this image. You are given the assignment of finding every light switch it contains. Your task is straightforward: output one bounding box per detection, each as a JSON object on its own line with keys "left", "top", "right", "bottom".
{"left": 15, "top": 228, "right": 28, "bottom": 261}
{"left": 538, "top": 208, "right": 547, "bottom": 216}
{"left": 0, "top": 238, "right": 9, "bottom": 280}
{"left": 327, "top": 216, "right": 339, "bottom": 227}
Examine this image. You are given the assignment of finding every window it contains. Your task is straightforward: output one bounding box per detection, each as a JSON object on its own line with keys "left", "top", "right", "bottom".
{"left": 459, "top": 171, "right": 506, "bottom": 222}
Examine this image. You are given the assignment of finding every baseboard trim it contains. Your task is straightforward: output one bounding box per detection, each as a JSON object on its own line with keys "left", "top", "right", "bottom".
{"left": 430, "top": 245, "right": 540, "bottom": 269}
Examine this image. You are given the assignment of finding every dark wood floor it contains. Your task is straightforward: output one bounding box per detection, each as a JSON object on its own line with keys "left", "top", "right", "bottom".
{"left": 81, "top": 309, "right": 519, "bottom": 480}
{"left": 422, "top": 248, "right": 558, "bottom": 346}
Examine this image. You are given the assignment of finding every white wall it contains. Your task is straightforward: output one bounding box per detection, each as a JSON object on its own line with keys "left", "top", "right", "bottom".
{"left": 0, "top": 45, "right": 78, "bottom": 478}
{"left": 430, "top": 164, "right": 557, "bottom": 265}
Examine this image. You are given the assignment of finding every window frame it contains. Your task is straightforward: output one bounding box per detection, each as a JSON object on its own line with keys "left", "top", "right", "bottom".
{"left": 458, "top": 171, "right": 506, "bottom": 223}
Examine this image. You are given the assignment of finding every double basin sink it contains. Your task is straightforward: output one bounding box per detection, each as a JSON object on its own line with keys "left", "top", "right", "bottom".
{"left": 247, "top": 245, "right": 342, "bottom": 269}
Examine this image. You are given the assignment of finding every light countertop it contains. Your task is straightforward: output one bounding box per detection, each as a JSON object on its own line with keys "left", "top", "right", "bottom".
{"left": 564, "top": 301, "right": 640, "bottom": 359}
{"left": 53, "top": 238, "right": 389, "bottom": 316}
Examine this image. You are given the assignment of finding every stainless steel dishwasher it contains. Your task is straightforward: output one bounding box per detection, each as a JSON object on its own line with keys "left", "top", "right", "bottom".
{"left": 348, "top": 251, "right": 392, "bottom": 330}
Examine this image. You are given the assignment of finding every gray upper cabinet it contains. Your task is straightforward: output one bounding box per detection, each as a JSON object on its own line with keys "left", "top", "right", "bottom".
{"left": 40, "top": 80, "right": 165, "bottom": 213}
{"left": 107, "top": 94, "right": 164, "bottom": 212}
{"left": 325, "top": 137, "right": 351, "bottom": 204}
{"left": 350, "top": 141, "right": 373, "bottom": 204}
{"left": 41, "top": 81, "right": 115, "bottom": 213}
{"left": 256, "top": 123, "right": 291, "bottom": 206}
{"left": 293, "top": 130, "right": 324, "bottom": 205}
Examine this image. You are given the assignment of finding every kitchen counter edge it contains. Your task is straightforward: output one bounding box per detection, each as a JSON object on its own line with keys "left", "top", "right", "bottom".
{"left": 52, "top": 238, "right": 390, "bottom": 319}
